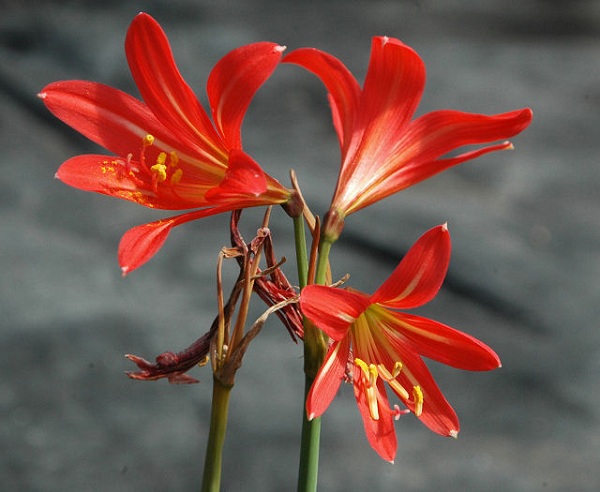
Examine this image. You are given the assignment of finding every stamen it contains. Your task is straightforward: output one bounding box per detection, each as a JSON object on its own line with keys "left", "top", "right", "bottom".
{"left": 147, "top": 148, "right": 183, "bottom": 189}
{"left": 377, "top": 363, "right": 409, "bottom": 400}
{"left": 156, "top": 152, "right": 167, "bottom": 166}
{"left": 355, "top": 358, "right": 380, "bottom": 420}
{"left": 391, "top": 361, "right": 403, "bottom": 378}
{"left": 143, "top": 134, "right": 155, "bottom": 147}
{"left": 412, "top": 385, "right": 423, "bottom": 417}
{"left": 151, "top": 162, "right": 167, "bottom": 183}
{"left": 171, "top": 168, "right": 183, "bottom": 184}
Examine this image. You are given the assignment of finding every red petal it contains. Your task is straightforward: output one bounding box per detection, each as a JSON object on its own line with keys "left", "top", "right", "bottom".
{"left": 55, "top": 154, "right": 208, "bottom": 210}
{"left": 283, "top": 47, "right": 360, "bottom": 152}
{"left": 300, "top": 285, "right": 371, "bottom": 340}
{"left": 372, "top": 224, "right": 451, "bottom": 309}
{"left": 39, "top": 81, "right": 181, "bottom": 158}
{"left": 401, "top": 108, "right": 533, "bottom": 165}
{"left": 383, "top": 311, "right": 501, "bottom": 370}
{"left": 366, "top": 141, "right": 518, "bottom": 208}
{"left": 353, "top": 377, "right": 397, "bottom": 462}
{"left": 125, "top": 13, "right": 225, "bottom": 156}
{"left": 118, "top": 208, "right": 230, "bottom": 274}
{"left": 351, "top": 37, "right": 425, "bottom": 158}
{"left": 306, "top": 337, "right": 350, "bottom": 419}
{"left": 208, "top": 42, "right": 285, "bottom": 149}
{"left": 56, "top": 154, "right": 148, "bottom": 197}
{"left": 380, "top": 108, "right": 534, "bottom": 192}
{"left": 204, "top": 149, "right": 267, "bottom": 202}
{"left": 377, "top": 341, "right": 460, "bottom": 436}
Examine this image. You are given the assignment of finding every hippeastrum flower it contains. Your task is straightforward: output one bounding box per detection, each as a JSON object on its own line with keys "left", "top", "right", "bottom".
{"left": 39, "top": 13, "right": 292, "bottom": 273}
{"left": 284, "top": 38, "right": 532, "bottom": 241}
{"left": 299, "top": 224, "right": 501, "bottom": 462}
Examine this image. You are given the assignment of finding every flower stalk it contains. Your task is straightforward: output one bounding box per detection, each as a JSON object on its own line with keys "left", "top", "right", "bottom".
{"left": 201, "top": 377, "right": 233, "bottom": 492}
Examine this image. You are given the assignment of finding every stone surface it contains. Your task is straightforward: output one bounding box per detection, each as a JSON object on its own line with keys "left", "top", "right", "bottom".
{"left": 1, "top": 1, "right": 599, "bottom": 490}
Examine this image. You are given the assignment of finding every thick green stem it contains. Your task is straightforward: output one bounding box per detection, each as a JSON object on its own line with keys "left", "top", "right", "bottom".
{"left": 295, "top": 217, "right": 335, "bottom": 492}
{"left": 201, "top": 377, "right": 233, "bottom": 492}
{"left": 314, "top": 238, "right": 332, "bottom": 286}
{"left": 297, "top": 374, "right": 322, "bottom": 492}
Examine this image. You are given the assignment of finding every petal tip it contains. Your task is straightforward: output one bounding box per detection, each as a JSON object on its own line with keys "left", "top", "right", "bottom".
{"left": 449, "top": 429, "right": 459, "bottom": 439}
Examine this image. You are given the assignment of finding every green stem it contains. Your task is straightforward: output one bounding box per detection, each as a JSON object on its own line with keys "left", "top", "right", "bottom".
{"left": 314, "top": 238, "right": 332, "bottom": 286}
{"left": 297, "top": 375, "right": 322, "bottom": 492}
{"left": 295, "top": 218, "right": 335, "bottom": 492}
{"left": 293, "top": 214, "right": 309, "bottom": 288}
{"left": 201, "top": 377, "right": 233, "bottom": 492}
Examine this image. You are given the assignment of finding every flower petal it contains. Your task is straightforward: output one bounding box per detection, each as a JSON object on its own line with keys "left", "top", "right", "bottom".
{"left": 125, "top": 13, "right": 225, "bottom": 157}
{"left": 353, "top": 377, "right": 397, "bottom": 462}
{"left": 300, "top": 285, "right": 371, "bottom": 340}
{"left": 118, "top": 208, "right": 231, "bottom": 274}
{"left": 382, "top": 311, "right": 501, "bottom": 370}
{"left": 306, "top": 337, "right": 350, "bottom": 419}
{"left": 55, "top": 154, "right": 151, "bottom": 202}
{"left": 204, "top": 149, "right": 267, "bottom": 203}
{"left": 378, "top": 108, "right": 534, "bottom": 194}
{"left": 375, "top": 338, "right": 460, "bottom": 436}
{"left": 208, "top": 42, "right": 285, "bottom": 149}
{"left": 55, "top": 154, "right": 202, "bottom": 210}
{"left": 282, "top": 47, "right": 360, "bottom": 152}
{"left": 372, "top": 224, "right": 451, "bottom": 309}
{"left": 352, "top": 37, "right": 425, "bottom": 155}
{"left": 39, "top": 81, "right": 182, "bottom": 158}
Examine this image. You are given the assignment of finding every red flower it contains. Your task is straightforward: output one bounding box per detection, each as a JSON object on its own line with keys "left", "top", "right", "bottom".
{"left": 299, "top": 224, "right": 501, "bottom": 462}
{"left": 39, "top": 13, "right": 291, "bottom": 273}
{"left": 284, "top": 38, "right": 532, "bottom": 239}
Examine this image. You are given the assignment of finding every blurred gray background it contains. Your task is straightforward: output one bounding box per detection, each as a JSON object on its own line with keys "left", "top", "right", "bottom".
{"left": 1, "top": 0, "right": 599, "bottom": 490}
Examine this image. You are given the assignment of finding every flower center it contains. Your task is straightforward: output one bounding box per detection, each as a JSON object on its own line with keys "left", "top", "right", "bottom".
{"left": 142, "top": 134, "right": 183, "bottom": 192}
{"left": 355, "top": 358, "right": 424, "bottom": 419}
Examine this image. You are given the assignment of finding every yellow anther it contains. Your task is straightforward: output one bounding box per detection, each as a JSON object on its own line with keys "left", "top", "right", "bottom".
{"left": 355, "top": 358, "right": 380, "bottom": 420}
{"left": 378, "top": 364, "right": 409, "bottom": 400}
{"left": 391, "top": 361, "right": 403, "bottom": 378}
{"left": 412, "top": 385, "right": 424, "bottom": 417}
{"left": 355, "top": 357, "right": 369, "bottom": 374}
{"left": 355, "top": 358, "right": 378, "bottom": 387}
{"left": 151, "top": 163, "right": 167, "bottom": 182}
{"left": 169, "top": 151, "right": 179, "bottom": 167}
{"left": 143, "top": 134, "right": 155, "bottom": 146}
{"left": 156, "top": 152, "right": 167, "bottom": 166}
{"left": 171, "top": 168, "right": 183, "bottom": 184}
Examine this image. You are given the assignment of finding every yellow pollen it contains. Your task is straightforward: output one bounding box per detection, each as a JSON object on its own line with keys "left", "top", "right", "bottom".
{"left": 146, "top": 148, "right": 182, "bottom": 188}
{"left": 156, "top": 152, "right": 167, "bottom": 166}
{"left": 171, "top": 168, "right": 183, "bottom": 184}
{"left": 391, "top": 361, "right": 403, "bottom": 378}
{"left": 143, "top": 134, "right": 155, "bottom": 146}
{"left": 355, "top": 358, "right": 380, "bottom": 420}
{"left": 412, "top": 385, "right": 424, "bottom": 417}
{"left": 151, "top": 162, "right": 167, "bottom": 182}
